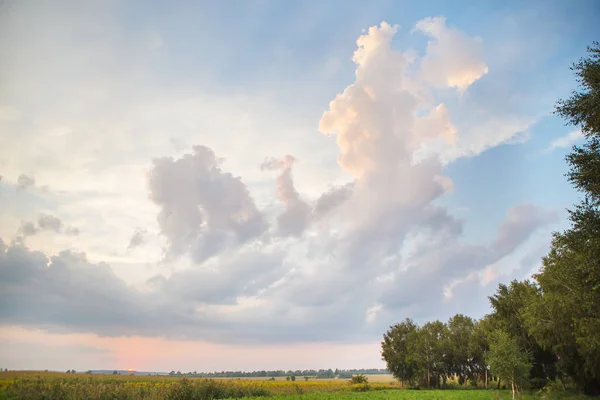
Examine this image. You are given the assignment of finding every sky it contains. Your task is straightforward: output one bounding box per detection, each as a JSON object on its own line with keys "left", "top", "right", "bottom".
{"left": 0, "top": 0, "right": 599, "bottom": 373}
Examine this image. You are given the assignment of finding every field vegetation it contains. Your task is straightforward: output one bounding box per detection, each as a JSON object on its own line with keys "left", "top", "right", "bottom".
{"left": 0, "top": 371, "right": 589, "bottom": 400}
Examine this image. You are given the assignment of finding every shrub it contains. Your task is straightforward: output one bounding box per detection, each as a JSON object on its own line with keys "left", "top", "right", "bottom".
{"left": 349, "top": 374, "right": 368, "bottom": 384}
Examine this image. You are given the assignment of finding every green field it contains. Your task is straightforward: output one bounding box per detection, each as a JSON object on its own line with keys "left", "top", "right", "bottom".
{"left": 0, "top": 371, "right": 589, "bottom": 400}
{"left": 241, "top": 392, "right": 586, "bottom": 400}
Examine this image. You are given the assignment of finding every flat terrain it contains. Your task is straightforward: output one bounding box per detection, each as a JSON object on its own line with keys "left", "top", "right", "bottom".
{"left": 0, "top": 371, "right": 587, "bottom": 400}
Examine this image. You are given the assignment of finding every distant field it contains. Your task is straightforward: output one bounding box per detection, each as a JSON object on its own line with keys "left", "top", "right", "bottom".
{"left": 0, "top": 371, "right": 587, "bottom": 400}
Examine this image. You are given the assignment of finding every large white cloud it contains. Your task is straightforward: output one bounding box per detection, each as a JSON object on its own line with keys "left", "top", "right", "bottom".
{"left": 0, "top": 16, "right": 559, "bottom": 346}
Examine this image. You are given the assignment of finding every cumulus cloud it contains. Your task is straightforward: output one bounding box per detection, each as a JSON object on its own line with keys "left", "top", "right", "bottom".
{"left": 16, "top": 174, "right": 35, "bottom": 189}
{"left": 415, "top": 16, "right": 488, "bottom": 92}
{"left": 148, "top": 145, "right": 267, "bottom": 263}
{"left": 0, "top": 17, "right": 558, "bottom": 345}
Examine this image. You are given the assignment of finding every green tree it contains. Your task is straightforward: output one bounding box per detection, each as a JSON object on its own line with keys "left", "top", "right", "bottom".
{"left": 468, "top": 319, "right": 491, "bottom": 388}
{"left": 555, "top": 42, "right": 600, "bottom": 205}
{"left": 381, "top": 318, "right": 418, "bottom": 387}
{"left": 488, "top": 280, "right": 556, "bottom": 388}
{"left": 447, "top": 314, "right": 475, "bottom": 385}
{"left": 524, "top": 41, "right": 600, "bottom": 395}
{"left": 486, "top": 330, "right": 532, "bottom": 399}
{"left": 411, "top": 321, "right": 449, "bottom": 388}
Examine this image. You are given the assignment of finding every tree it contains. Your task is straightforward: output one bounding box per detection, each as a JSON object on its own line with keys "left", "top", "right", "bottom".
{"left": 486, "top": 330, "right": 532, "bottom": 399}
{"left": 447, "top": 314, "right": 475, "bottom": 385}
{"left": 410, "top": 321, "right": 449, "bottom": 388}
{"left": 381, "top": 318, "right": 417, "bottom": 387}
{"left": 524, "top": 42, "right": 600, "bottom": 395}
{"left": 555, "top": 41, "right": 600, "bottom": 205}
{"left": 488, "top": 280, "right": 556, "bottom": 388}
{"left": 469, "top": 319, "right": 491, "bottom": 388}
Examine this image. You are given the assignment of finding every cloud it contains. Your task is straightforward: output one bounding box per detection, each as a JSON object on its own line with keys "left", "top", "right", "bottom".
{"left": 0, "top": 240, "right": 176, "bottom": 338}
{"left": 0, "top": 16, "right": 560, "bottom": 346}
{"left": 414, "top": 16, "right": 488, "bottom": 92}
{"left": 265, "top": 155, "right": 311, "bottom": 236}
{"left": 313, "top": 182, "right": 354, "bottom": 220}
{"left": 127, "top": 228, "right": 147, "bottom": 250}
{"left": 18, "top": 221, "right": 38, "bottom": 237}
{"left": 148, "top": 145, "right": 267, "bottom": 263}
{"left": 545, "top": 130, "right": 583, "bottom": 152}
{"left": 16, "top": 174, "right": 35, "bottom": 189}
{"left": 15, "top": 214, "right": 79, "bottom": 238}
{"left": 492, "top": 203, "right": 558, "bottom": 256}
{"left": 0, "top": 195, "right": 553, "bottom": 343}
{"left": 38, "top": 214, "right": 63, "bottom": 232}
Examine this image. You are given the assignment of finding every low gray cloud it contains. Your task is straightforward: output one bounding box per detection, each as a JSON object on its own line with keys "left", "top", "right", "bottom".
{"left": 17, "top": 174, "right": 35, "bottom": 189}
{"left": 0, "top": 199, "right": 555, "bottom": 344}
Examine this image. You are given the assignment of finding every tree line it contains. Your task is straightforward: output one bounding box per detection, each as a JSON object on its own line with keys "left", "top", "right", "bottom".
{"left": 382, "top": 42, "right": 600, "bottom": 397}
{"left": 167, "top": 368, "right": 388, "bottom": 379}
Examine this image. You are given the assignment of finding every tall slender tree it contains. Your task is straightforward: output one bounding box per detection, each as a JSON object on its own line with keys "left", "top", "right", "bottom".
{"left": 524, "top": 42, "right": 600, "bottom": 395}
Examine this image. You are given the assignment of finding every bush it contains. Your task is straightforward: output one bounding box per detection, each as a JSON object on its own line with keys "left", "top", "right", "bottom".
{"left": 351, "top": 383, "right": 371, "bottom": 392}
{"left": 349, "top": 374, "right": 368, "bottom": 384}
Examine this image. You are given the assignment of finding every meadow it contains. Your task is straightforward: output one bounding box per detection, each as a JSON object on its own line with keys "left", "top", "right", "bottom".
{"left": 0, "top": 371, "right": 588, "bottom": 400}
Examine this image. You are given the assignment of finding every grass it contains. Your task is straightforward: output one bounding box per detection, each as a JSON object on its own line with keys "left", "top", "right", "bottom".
{"left": 0, "top": 371, "right": 590, "bottom": 400}
{"left": 237, "top": 391, "right": 589, "bottom": 400}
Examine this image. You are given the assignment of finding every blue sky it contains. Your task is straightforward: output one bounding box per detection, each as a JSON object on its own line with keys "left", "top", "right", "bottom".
{"left": 0, "top": 0, "right": 598, "bottom": 372}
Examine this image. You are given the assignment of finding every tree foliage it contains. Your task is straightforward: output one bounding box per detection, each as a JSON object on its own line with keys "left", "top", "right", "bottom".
{"left": 521, "top": 41, "right": 600, "bottom": 395}
{"left": 486, "top": 330, "right": 532, "bottom": 399}
{"left": 381, "top": 315, "right": 487, "bottom": 389}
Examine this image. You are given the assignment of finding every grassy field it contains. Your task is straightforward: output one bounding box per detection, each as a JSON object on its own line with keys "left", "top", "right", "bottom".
{"left": 0, "top": 371, "right": 588, "bottom": 400}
